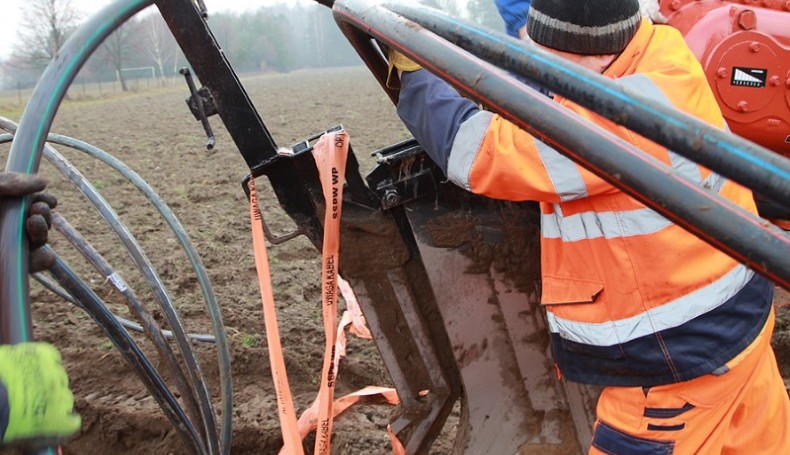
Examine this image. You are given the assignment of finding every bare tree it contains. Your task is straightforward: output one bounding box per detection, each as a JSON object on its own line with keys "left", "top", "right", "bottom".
{"left": 99, "top": 19, "right": 142, "bottom": 92}
{"left": 11, "top": 0, "right": 82, "bottom": 69}
{"left": 310, "top": 5, "right": 328, "bottom": 67}
{"left": 140, "top": 14, "right": 178, "bottom": 85}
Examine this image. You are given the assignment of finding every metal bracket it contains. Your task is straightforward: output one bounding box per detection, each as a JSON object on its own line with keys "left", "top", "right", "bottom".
{"left": 367, "top": 139, "right": 439, "bottom": 210}
{"left": 240, "top": 174, "right": 304, "bottom": 246}
{"left": 179, "top": 67, "right": 217, "bottom": 150}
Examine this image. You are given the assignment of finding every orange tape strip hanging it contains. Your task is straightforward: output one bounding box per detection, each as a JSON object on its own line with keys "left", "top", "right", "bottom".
{"left": 312, "top": 130, "right": 350, "bottom": 455}
{"left": 279, "top": 274, "right": 404, "bottom": 455}
{"left": 248, "top": 177, "right": 305, "bottom": 455}
{"left": 255, "top": 130, "right": 406, "bottom": 455}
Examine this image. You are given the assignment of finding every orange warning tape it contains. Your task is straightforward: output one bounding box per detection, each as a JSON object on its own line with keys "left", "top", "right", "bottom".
{"left": 312, "top": 130, "right": 350, "bottom": 455}
{"left": 253, "top": 130, "right": 406, "bottom": 455}
{"left": 248, "top": 177, "right": 305, "bottom": 455}
{"left": 387, "top": 424, "right": 407, "bottom": 455}
{"left": 277, "top": 274, "right": 405, "bottom": 454}
{"left": 294, "top": 278, "right": 385, "bottom": 432}
{"left": 338, "top": 276, "right": 372, "bottom": 340}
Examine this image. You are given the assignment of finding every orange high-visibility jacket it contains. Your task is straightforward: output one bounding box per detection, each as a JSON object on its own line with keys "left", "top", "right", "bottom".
{"left": 396, "top": 20, "right": 774, "bottom": 386}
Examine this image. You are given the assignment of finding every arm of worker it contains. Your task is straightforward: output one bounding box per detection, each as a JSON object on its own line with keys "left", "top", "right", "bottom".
{"left": 494, "top": 0, "right": 531, "bottom": 38}
{"left": 397, "top": 69, "right": 614, "bottom": 202}
{"left": 492, "top": 0, "right": 551, "bottom": 94}
{"left": 396, "top": 70, "right": 480, "bottom": 174}
{"left": 0, "top": 343, "right": 81, "bottom": 448}
{"left": 387, "top": 47, "right": 480, "bottom": 175}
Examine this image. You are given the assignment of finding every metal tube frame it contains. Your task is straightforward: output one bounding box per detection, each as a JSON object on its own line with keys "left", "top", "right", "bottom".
{"left": 385, "top": 2, "right": 790, "bottom": 210}
{"left": 330, "top": 0, "right": 790, "bottom": 289}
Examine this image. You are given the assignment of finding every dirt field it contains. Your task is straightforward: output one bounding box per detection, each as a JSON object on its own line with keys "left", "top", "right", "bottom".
{"left": 1, "top": 66, "right": 789, "bottom": 454}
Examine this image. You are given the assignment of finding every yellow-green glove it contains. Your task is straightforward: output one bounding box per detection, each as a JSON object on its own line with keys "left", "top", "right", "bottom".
{"left": 386, "top": 47, "right": 422, "bottom": 90}
{"left": 0, "top": 342, "right": 81, "bottom": 447}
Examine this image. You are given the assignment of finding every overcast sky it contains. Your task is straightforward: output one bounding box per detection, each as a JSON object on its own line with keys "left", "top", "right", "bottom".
{"left": 0, "top": 0, "right": 306, "bottom": 59}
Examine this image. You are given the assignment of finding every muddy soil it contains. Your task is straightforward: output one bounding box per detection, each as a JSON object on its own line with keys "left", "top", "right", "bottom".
{"left": 1, "top": 66, "right": 789, "bottom": 454}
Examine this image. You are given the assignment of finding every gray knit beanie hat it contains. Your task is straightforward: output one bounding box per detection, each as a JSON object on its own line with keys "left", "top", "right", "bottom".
{"left": 526, "top": 0, "right": 642, "bottom": 55}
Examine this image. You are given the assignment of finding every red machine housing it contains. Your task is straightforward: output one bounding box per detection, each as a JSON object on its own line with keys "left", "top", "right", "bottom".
{"left": 660, "top": 0, "right": 790, "bottom": 159}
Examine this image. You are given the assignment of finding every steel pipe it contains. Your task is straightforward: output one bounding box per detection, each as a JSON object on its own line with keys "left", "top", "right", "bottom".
{"left": 331, "top": 0, "right": 790, "bottom": 289}
{"left": 386, "top": 2, "right": 790, "bottom": 211}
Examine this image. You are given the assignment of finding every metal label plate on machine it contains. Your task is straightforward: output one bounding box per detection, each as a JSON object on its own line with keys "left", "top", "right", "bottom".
{"left": 730, "top": 67, "right": 767, "bottom": 88}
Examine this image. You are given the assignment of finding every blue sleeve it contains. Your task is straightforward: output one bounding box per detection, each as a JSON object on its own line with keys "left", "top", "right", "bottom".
{"left": 495, "top": 0, "right": 531, "bottom": 38}
{"left": 396, "top": 70, "right": 480, "bottom": 175}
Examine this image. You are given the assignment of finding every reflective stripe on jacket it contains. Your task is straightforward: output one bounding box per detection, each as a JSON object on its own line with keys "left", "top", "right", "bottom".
{"left": 396, "top": 20, "right": 773, "bottom": 386}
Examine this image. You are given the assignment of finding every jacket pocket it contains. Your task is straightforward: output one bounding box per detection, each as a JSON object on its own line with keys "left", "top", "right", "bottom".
{"left": 592, "top": 419, "right": 674, "bottom": 455}
{"left": 541, "top": 274, "right": 604, "bottom": 305}
{"left": 542, "top": 275, "right": 624, "bottom": 360}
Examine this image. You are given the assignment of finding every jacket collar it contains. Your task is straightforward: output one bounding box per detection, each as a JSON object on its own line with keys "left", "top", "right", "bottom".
{"left": 604, "top": 19, "right": 655, "bottom": 79}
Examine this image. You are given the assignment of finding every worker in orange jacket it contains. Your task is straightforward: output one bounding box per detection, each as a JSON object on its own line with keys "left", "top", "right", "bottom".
{"left": 387, "top": 0, "right": 790, "bottom": 453}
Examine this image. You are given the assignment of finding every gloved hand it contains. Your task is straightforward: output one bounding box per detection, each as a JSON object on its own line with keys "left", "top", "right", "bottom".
{"left": 386, "top": 47, "right": 422, "bottom": 90}
{"left": 494, "top": 0, "right": 531, "bottom": 38}
{"left": 0, "top": 342, "right": 81, "bottom": 447}
{"left": 0, "top": 172, "right": 58, "bottom": 273}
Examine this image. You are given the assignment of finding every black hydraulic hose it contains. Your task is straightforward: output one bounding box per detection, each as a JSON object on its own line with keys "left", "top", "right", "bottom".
{"left": 45, "top": 142, "right": 218, "bottom": 448}
{"left": 4, "top": 128, "right": 206, "bottom": 427}
{"left": 0, "top": 3, "right": 155, "bottom": 454}
{"left": 385, "top": 2, "right": 790, "bottom": 211}
{"left": 0, "top": 0, "right": 153, "bottom": 341}
{"left": 51, "top": 213, "right": 206, "bottom": 436}
{"left": 42, "top": 132, "right": 231, "bottom": 443}
{"left": 32, "top": 272, "right": 215, "bottom": 343}
{"left": 0, "top": 0, "right": 228, "bottom": 447}
{"left": 44, "top": 245, "right": 206, "bottom": 455}
{"left": 0, "top": 126, "right": 232, "bottom": 446}
{"left": 332, "top": 0, "right": 790, "bottom": 289}
{"left": 0, "top": 125, "right": 219, "bottom": 451}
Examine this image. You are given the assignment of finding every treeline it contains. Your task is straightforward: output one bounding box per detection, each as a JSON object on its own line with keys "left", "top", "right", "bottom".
{"left": 2, "top": 3, "right": 362, "bottom": 90}
{"left": 1, "top": 0, "right": 503, "bottom": 91}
